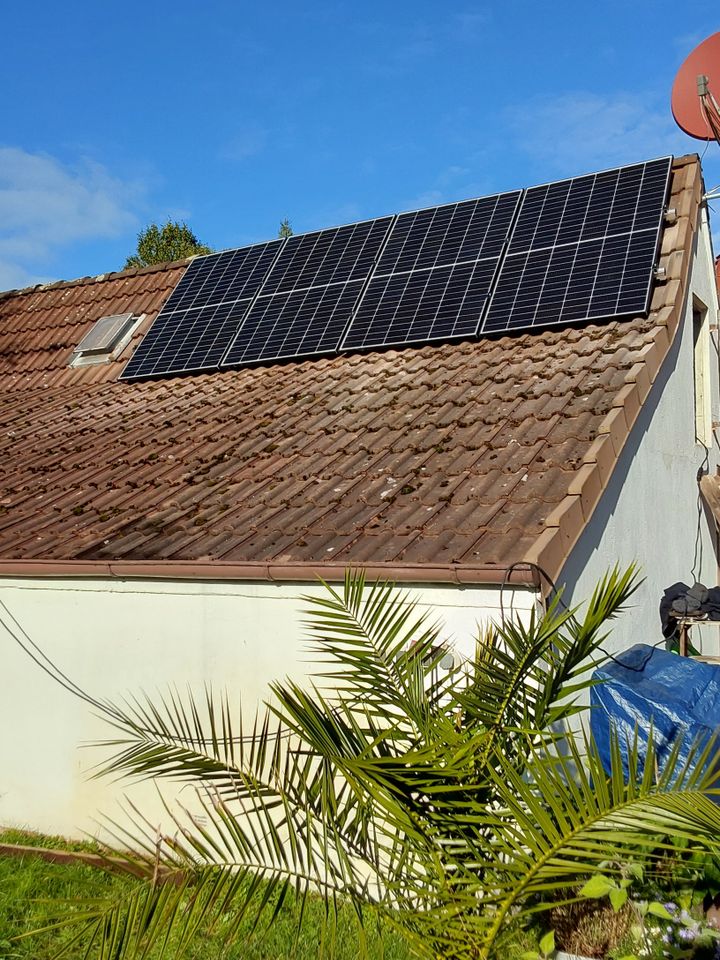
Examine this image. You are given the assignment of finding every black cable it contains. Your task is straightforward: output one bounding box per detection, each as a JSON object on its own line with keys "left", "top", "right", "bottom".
{"left": 691, "top": 441, "right": 711, "bottom": 585}
{"left": 0, "top": 548, "right": 688, "bottom": 736}
{"left": 0, "top": 594, "right": 108, "bottom": 712}
{"left": 501, "top": 559, "right": 661, "bottom": 673}
{"left": 499, "top": 561, "right": 538, "bottom": 622}
{"left": 0, "top": 595, "right": 289, "bottom": 746}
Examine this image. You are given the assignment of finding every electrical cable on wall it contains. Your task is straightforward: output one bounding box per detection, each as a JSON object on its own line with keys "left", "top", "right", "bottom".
{"left": 499, "top": 559, "right": 663, "bottom": 673}
{"left": 691, "top": 441, "right": 711, "bottom": 585}
{"left": 0, "top": 594, "right": 288, "bottom": 746}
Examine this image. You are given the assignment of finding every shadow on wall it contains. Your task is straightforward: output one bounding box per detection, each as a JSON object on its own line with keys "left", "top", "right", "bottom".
{"left": 557, "top": 308, "right": 717, "bottom": 623}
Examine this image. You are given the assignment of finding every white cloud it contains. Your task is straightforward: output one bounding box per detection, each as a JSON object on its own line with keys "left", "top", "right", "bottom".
{"left": 0, "top": 147, "right": 143, "bottom": 290}
{"left": 506, "top": 93, "right": 689, "bottom": 176}
{"left": 447, "top": 10, "right": 492, "bottom": 42}
{"left": 0, "top": 262, "right": 52, "bottom": 292}
{"left": 219, "top": 126, "right": 268, "bottom": 162}
{"left": 405, "top": 163, "right": 495, "bottom": 210}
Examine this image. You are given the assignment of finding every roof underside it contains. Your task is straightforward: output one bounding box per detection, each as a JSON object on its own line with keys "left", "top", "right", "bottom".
{"left": 0, "top": 156, "right": 702, "bottom": 584}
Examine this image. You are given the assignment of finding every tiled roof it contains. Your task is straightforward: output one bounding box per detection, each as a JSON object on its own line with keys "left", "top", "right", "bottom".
{"left": 0, "top": 156, "right": 702, "bottom": 584}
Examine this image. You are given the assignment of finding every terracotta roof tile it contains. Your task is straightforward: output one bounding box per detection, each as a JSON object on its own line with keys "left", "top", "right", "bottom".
{"left": 0, "top": 158, "right": 703, "bottom": 583}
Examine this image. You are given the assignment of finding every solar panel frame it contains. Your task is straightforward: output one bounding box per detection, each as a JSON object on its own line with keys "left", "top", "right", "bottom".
{"left": 481, "top": 157, "right": 672, "bottom": 334}
{"left": 340, "top": 190, "right": 522, "bottom": 351}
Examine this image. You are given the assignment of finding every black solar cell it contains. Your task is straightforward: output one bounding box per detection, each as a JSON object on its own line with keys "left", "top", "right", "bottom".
{"left": 343, "top": 260, "right": 497, "bottom": 350}
{"left": 260, "top": 218, "right": 393, "bottom": 295}
{"left": 161, "top": 241, "right": 283, "bottom": 314}
{"left": 220, "top": 217, "right": 394, "bottom": 367}
{"left": 374, "top": 193, "right": 519, "bottom": 276}
{"left": 121, "top": 300, "right": 252, "bottom": 379}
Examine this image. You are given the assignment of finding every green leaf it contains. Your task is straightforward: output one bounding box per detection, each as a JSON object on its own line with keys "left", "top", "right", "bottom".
{"left": 580, "top": 874, "right": 616, "bottom": 899}
{"left": 647, "top": 901, "right": 674, "bottom": 919}
{"left": 609, "top": 886, "right": 628, "bottom": 912}
{"left": 124, "top": 220, "right": 213, "bottom": 269}
{"left": 539, "top": 930, "right": 555, "bottom": 956}
{"left": 28, "top": 565, "right": 720, "bottom": 960}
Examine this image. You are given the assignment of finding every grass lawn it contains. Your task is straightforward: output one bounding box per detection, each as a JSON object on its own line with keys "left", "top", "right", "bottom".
{"left": 0, "top": 829, "right": 544, "bottom": 959}
{"left": 0, "top": 829, "right": 414, "bottom": 959}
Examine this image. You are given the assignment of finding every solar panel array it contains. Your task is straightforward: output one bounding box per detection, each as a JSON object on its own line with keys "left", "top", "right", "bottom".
{"left": 121, "top": 157, "right": 672, "bottom": 380}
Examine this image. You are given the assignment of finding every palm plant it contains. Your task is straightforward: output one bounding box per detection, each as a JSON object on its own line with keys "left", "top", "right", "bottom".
{"left": 30, "top": 567, "right": 720, "bottom": 959}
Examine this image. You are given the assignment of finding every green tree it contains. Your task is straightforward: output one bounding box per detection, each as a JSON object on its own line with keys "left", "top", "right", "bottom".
{"left": 30, "top": 569, "right": 720, "bottom": 959}
{"left": 278, "top": 218, "right": 293, "bottom": 237}
{"left": 124, "top": 220, "right": 213, "bottom": 269}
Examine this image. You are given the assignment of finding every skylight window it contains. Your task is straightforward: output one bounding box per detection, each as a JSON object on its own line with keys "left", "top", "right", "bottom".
{"left": 71, "top": 313, "right": 140, "bottom": 366}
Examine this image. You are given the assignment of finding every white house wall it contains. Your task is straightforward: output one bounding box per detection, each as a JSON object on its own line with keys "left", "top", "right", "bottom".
{"left": 0, "top": 575, "right": 536, "bottom": 838}
{"left": 559, "top": 208, "right": 720, "bottom": 656}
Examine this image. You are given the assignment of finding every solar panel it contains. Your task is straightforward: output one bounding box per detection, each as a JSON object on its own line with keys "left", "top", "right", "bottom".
{"left": 341, "top": 191, "right": 521, "bottom": 351}
{"left": 161, "top": 242, "right": 283, "bottom": 313}
{"left": 222, "top": 281, "right": 366, "bottom": 365}
{"left": 221, "top": 217, "right": 393, "bottom": 367}
{"left": 120, "top": 240, "right": 283, "bottom": 380}
{"left": 260, "top": 217, "right": 392, "bottom": 294}
{"left": 482, "top": 157, "right": 671, "bottom": 333}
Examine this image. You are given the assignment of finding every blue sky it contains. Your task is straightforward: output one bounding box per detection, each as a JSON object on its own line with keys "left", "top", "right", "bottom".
{"left": 1, "top": 1, "right": 718, "bottom": 290}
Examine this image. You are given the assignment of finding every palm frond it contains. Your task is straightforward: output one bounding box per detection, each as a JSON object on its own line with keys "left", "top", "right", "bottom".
{"left": 301, "top": 571, "right": 450, "bottom": 728}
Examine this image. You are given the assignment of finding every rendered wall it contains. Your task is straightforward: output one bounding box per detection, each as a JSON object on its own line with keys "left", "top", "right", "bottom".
{"left": 0, "top": 575, "right": 536, "bottom": 838}
{"left": 559, "top": 209, "right": 720, "bottom": 657}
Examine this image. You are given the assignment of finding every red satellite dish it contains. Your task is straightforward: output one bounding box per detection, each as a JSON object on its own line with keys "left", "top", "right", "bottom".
{"left": 671, "top": 32, "right": 720, "bottom": 140}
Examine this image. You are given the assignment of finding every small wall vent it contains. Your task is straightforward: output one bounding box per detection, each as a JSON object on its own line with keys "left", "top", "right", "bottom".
{"left": 72, "top": 313, "right": 139, "bottom": 366}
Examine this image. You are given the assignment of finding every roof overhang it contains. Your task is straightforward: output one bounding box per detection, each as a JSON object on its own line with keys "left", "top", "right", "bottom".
{"left": 0, "top": 558, "right": 538, "bottom": 587}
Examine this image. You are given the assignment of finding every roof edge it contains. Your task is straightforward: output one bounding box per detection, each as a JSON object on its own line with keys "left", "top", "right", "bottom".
{"left": 524, "top": 154, "right": 704, "bottom": 586}
{"left": 0, "top": 257, "right": 193, "bottom": 303}
{"left": 0, "top": 558, "right": 537, "bottom": 587}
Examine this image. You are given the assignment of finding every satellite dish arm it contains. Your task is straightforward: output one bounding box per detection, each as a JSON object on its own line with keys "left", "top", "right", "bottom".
{"left": 698, "top": 74, "right": 720, "bottom": 141}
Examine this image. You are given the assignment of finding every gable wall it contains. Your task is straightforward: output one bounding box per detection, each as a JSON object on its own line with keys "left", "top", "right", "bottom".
{"left": 558, "top": 208, "right": 720, "bottom": 655}
{"left": 0, "top": 575, "right": 537, "bottom": 838}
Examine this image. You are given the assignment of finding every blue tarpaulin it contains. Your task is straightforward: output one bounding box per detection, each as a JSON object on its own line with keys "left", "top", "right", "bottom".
{"left": 590, "top": 644, "right": 720, "bottom": 783}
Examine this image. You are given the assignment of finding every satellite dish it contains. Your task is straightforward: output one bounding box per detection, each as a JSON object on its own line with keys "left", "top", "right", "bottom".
{"left": 671, "top": 32, "right": 720, "bottom": 140}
